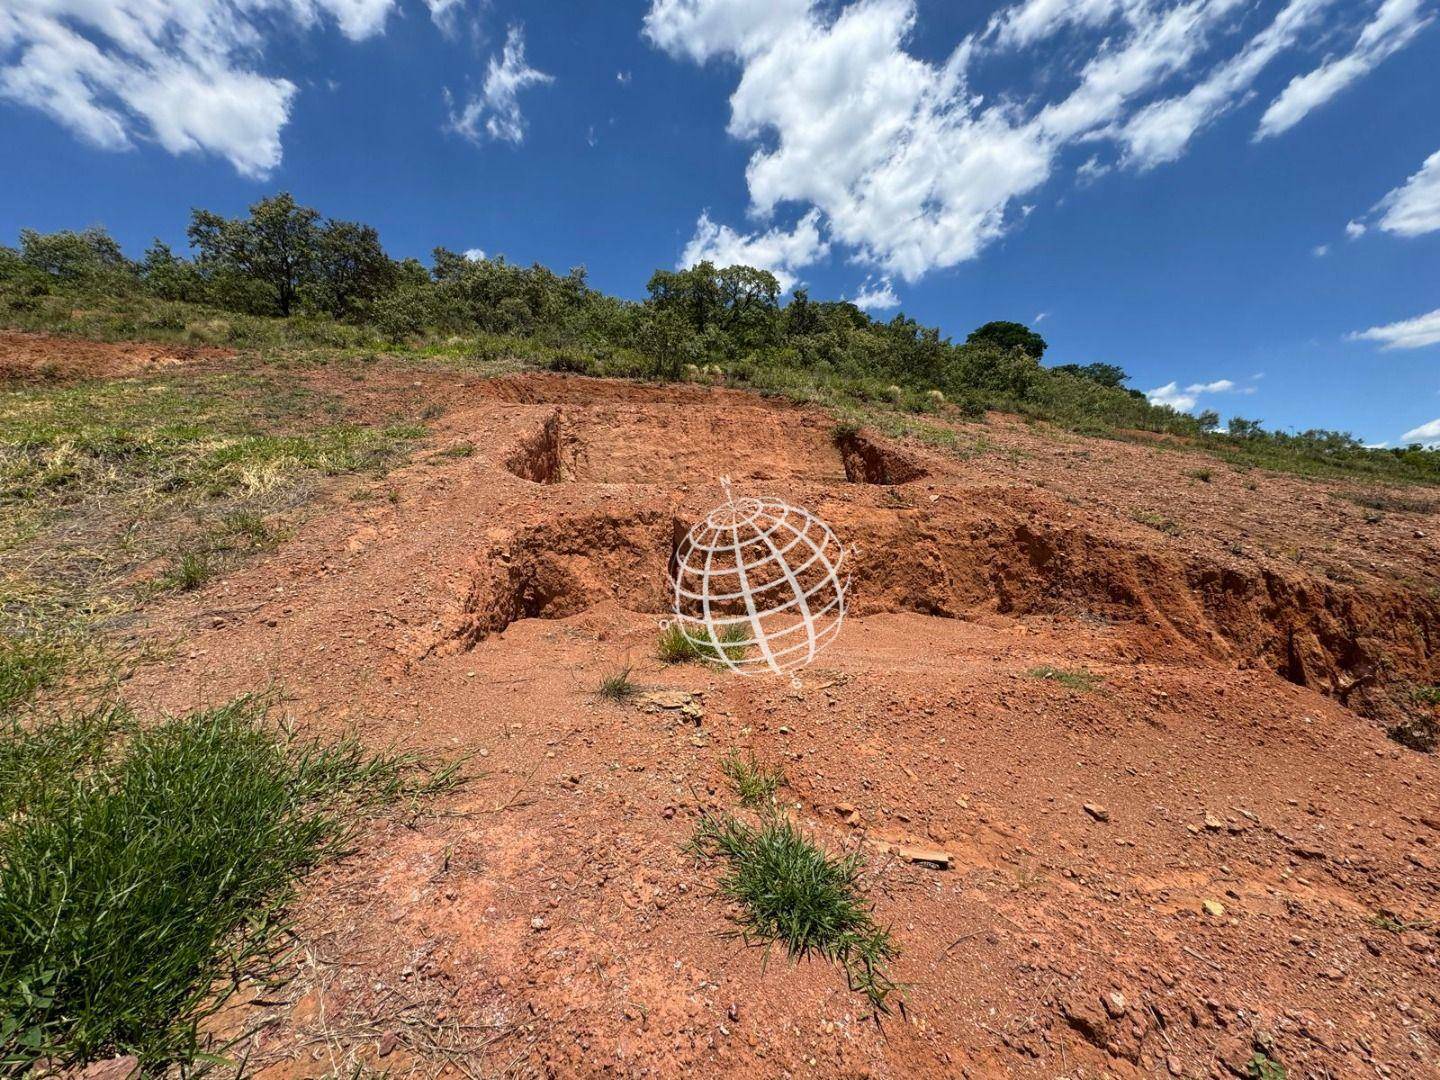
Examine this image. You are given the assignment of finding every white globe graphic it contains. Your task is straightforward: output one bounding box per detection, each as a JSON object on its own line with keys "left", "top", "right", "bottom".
{"left": 671, "top": 483, "right": 848, "bottom": 681}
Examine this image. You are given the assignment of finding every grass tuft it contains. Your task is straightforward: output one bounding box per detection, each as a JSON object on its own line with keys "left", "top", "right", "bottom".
{"left": 658, "top": 622, "right": 749, "bottom": 665}
{"left": 0, "top": 634, "right": 66, "bottom": 714}
{"left": 595, "top": 665, "right": 640, "bottom": 702}
{"left": 1027, "top": 665, "right": 1101, "bottom": 692}
{"left": 721, "top": 749, "right": 785, "bottom": 809}
{"left": 688, "top": 813, "right": 900, "bottom": 1014}
{"left": 0, "top": 695, "right": 460, "bottom": 1073}
{"left": 161, "top": 549, "right": 212, "bottom": 592}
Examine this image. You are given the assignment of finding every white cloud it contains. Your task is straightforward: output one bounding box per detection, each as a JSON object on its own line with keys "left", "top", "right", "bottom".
{"left": 1118, "top": 0, "right": 1334, "bottom": 170}
{"left": 1146, "top": 378, "right": 1237, "bottom": 412}
{"left": 1034, "top": 311, "right": 1048, "bottom": 322}
{"left": 617, "top": 70, "right": 632, "bottom": 84}
{"left": 1351, "top": 308, "right": 1440, "bottom": 351}
{"left": 463, "top": 247, "right": 486, "bottom": 261}
{"left": 1256, "top": 0, "right": 1433, "bottom": 140}
{"left": 1375, "top": 147, "right": 1440, "bottom": 237}
{"left": 1401, "top": 418, "right": 1440, "bottom": 445}
{"left": 680, "top": 208, "right": 828, "bottom": 292}
{"left": 0, "top": 1, "right": 398, "bottom": 177}
{"left": 1346, "top": 219, "right": 1367, "bottom": 238}
{"left": 851, "top": 277, "right": 900, "bottom": 311}
{"left": 446, "top": 25, "right": 552, "bottom": 145}
{"left": 1312, "top": 242, "right": 1329, "bottom": 256}
{"left": 424, "top": 0, "right": 470, "bottom": 36}
{"left": 645, "top": 0, "right": 1386, "bottom": 283}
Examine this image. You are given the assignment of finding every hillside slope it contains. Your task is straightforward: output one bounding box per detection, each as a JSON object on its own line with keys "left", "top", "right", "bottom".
{"left": 101, "top": 366, "right": 1440, "bottom": 1078}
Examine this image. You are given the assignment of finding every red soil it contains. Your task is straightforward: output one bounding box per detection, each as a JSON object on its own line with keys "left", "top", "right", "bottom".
{"left": 0, "top": 330, "right": 232, "bottom": 382}
{"left": 114, "top": 371, "right": 1440, "bottom": 1078}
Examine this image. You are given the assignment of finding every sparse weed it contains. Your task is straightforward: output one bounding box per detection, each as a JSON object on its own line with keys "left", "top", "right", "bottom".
{"left": 1027, "top": 665, "right": 1100, "bottom": 691}
{"left": 0, "top": 634, "right": 66, "bottom": 714}
{"left": 1130, "top": 509, "right": 1180, "bottom": 535}
{"left": 596, "top": 665, "right": 640, "bottom": 702}
{"left": 688, "top": 813, "right": 900, "bottom": 1014}
{"left": 1187, "top": 468, "right": 1213, "bottom": 483}
{"left": 721, "top": 749, "right": 785, "bottom": 809}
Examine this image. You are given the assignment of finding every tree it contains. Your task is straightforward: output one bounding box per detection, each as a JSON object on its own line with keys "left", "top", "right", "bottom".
{"left": 1227, "top": 416, "right": 1264, "bottom": 439}
{"left": 1051, "top": 361, "right": 1127, "bottom": 388}
{"left": 966, "top": 320, "right": 1047, "bottom": 359}
{"left": 1195, "top": 409, "right": 1221, "bottom": 431}
{"left": 307, "top": 219, "right": 394, "bottom": 318}
{"left": 20, "top": 227, "right": 132, "bottom": 281}
{"left": 188, "top": 193, "right": 321, "bottom": 316}
{"left": 646, "top": 262, "right": 723, "bottom": 334}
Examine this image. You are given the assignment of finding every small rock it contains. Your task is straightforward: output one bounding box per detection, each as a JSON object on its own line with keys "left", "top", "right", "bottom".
{"left": 377, "top": 1031, "right": 399, "bottom": 1058}
{"left": 78, "top": 1057, "right": 139, "bottom": 1080}
{"left": 531, "top": 915, "right": 549, "bottom": 931}
{"left": 1202, "top": 899, "right": 1226, "bottom": 917}
{"left": 1103, "top": 990, "right": 1128, "bottom": 1018}
{"left": 1400, "top": 930, "right": 1433, "bottom": 955}
{"left": 1204, "top": 813, "right": 1224, "bottom": 830}
{"left": 1083, "top": 803, "right": 1110, "bottom": 822}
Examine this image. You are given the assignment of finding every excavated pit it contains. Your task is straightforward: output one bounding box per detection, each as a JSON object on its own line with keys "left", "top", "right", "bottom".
{"left": 836, "top": 430, "right": 929, "bottom": 484}
{"left": 431, "top": 482, "right": 1440, "bottom": 738}
{"left": 504, "top": 410, "right": 578, "bottom": 483}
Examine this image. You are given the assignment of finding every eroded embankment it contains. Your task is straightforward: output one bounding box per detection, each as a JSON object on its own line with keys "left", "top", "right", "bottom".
{"left": 437, "top": 410, "right": 1440, "bottom": 737}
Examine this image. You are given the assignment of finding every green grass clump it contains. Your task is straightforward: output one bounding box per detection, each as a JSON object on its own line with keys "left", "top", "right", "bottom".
{"left": 595, "top": 665, "right": 639, "bottom": 702}
{"left": 161, "top": 549, "right": 212, "bottom": 592}
{"left": 1027, "top": 665, "right": 1101, "bottom": 691}
{"left": 0, "top": 695, "right": 460, "bottom": 1073}
{"left": 721, "top": 749, "right": 785, "bottom": 809}
{"left": 688, "top": 813, "right": 900, "bottom": 1014}
{"left": 0, "top": 634, "right": 66, "bottom": 713}
{"left": 658, "top": 622, "right": 750, "bottom": 666}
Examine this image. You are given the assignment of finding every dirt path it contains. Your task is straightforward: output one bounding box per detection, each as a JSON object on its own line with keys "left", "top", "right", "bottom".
{"left": 121, "top": 372, "right": 1440, "bottom": 1077}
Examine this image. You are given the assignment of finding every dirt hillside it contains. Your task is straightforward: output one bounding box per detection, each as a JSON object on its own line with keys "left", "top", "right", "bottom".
{"left": 117, "top": 369, "right": 1440, "bottom": 1078}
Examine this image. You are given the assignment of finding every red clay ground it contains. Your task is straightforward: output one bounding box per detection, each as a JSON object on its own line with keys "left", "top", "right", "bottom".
{"left": 97, "top": 367, "right": 1440, "bottom": 1078}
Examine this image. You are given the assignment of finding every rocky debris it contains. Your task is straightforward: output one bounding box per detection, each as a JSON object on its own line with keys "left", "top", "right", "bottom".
{"left": 638, "top": 689, "right": 704, "bottom": 724}
{"left": 1083, "top": 803, "right": 1110, "bottom": 822}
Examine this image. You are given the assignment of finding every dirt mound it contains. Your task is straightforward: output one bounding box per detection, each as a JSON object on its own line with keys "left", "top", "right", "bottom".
{"left": 0, "top": 330, "right": 231, "bottom": 383}
{"left": 121, "top": 369, "right": 1440, "bottom": 1079}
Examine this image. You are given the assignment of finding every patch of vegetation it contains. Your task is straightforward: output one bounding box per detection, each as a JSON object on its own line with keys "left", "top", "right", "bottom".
{"left": 1367, "top": 909, "right": 1435, "bottom": 934}
{"left": 595, "top": 665, "right": 639, "bottom": 702}
{"left": 1387, "top": 714, "right": 1437, "bottom": 753}
{"left": 0, "top": 695, "right": 460, "bottom": 1074}
{"left": 721, "top": 749, "right": 785, "bottom": 809}
{"left": 1027, "top": 665, "right": 1101, "bottom": 691}
{"left": 657, "top": 621, "right": 750, "bottom": 666}
{"left": 160, "top": 549, "right": 212, "bottom": 592}
{"left": 1247, "top": 1051, "right": 1287, "bottom": 1080}
{"left": 1187, "top": 468, "right": 1213, "bottom": 483}
{"left": 1130, "top": 509, "right": 1180, "bottom": 535}
{"left": 0, "top": 370, "right": 425, "bottom": 694}
{"left": 688, "top": 813, "right": 900, "bottom": 1015}
{"left": 8, "top": 201, "right": 1439, "bottom": 488}
{"left": 1343, "top": 490, "right": 1438, "bottom": 514}
{"left": 0, "top": 634, "right": 67, "bottom": 714}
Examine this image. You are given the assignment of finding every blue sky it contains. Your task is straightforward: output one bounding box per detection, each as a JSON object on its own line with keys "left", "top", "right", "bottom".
{"left": 1, "top": 0, "right": 1438, "bottom": 445}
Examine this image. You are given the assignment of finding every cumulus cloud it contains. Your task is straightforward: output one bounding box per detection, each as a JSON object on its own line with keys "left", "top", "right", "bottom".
{"left": 680, "top": 209, "right": 828, "bottom": 292}
{"left": 1351, "top": 308, "right": 1440, "bottom": 351}
{"left": 1146, "top": 378, "right": 1238, "bottom": 412}
{"left": 851, "top": 277, "right": 900, "bottom": 311}
{"left": 1256, "top": 0, "right": 1432, "bottom": 140}
{"left": 463, "top": 247, "right": 486, "bottom": 261}
{"left": 645, "top": 0, "right": 1399, "bottom": 283}
{"left": 1345, "top": 219, "right": 1367, "bottom": 238}
{"left": 1375, "top": 147, "right": 1440, "bottom": 237}
{"left": 1312, "top": 242, "right": 1330, "bottom": 256}
{"left": 0, "top": 1, "right": 399, "bottom": 177}
{"left": 1401, "top": 418, "right": 1440, "bottom": 445}
{"left": 446, "top": 25, "right": 552, "bottom": 145}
